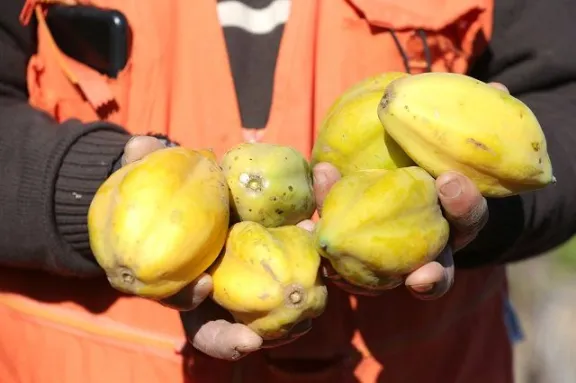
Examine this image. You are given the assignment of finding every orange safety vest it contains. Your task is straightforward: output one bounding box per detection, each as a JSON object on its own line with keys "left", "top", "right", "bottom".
{"left": 0, "top": 0, "right": 513, "bottom": 382}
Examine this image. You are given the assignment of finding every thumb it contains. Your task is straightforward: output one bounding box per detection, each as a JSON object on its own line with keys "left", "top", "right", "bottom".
{"left": 312, "top": 162, "right": 341, "bottom": 216}
{"left": 160, "top": 273, "right": 214, "bottom": 311}
{"left": 181, "top": 300, "right": 263, "bottom": 361}
{"left": 436, "top": 171, "right": 488, "bottom": 251}
{"left": 121, "top": 135, "right": 167, "bottom": 166}
{"left": 192, "top": 320, "right": 263, "bottom": 361}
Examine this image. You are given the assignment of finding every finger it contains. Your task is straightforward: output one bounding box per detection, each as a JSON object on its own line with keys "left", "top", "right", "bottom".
{"left": 488, "top": 82, "right": 509, "bottom": 93}
{"left": 121, "top": 135, "right": 167, "bottom": 166}
{"left": 181, "top": 300, "right": 263, "bottom": 361}
{"left": 436, "top": 172, "right": 488, "bottom": 252}
{"left": 159, "top": 273, "right": 213, "bottom": 311}
{"left": 312, "top": 162, "right": 341, "bottom": 216}
{"left": 405, "top": 246, "right": 455, "bottom": 300}
{"left": 192, "top": 319, "right": 263, "bottom": 361}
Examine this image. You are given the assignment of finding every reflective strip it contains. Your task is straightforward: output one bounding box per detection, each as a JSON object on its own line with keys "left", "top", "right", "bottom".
{"left": 217, "top": 0, "right": 291, "bottom": 35}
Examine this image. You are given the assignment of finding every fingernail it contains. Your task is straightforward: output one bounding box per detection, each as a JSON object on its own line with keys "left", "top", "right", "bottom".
{"left": 489, "top": 82, "right": 509, "bottom": 93}
{"left": 194, "top": 275, "right": 212, "bottom": 291}
{"left": 409, "top": 283, "right": 435, "bottom": 294}
{"left": 439, "top": 178, "right": 462, "bottom": 199}
{"left": 313, "top": 169, "right": 327, "bottom": 185}
{"left": 125, "top": 135, "right": 140, "bottom": 148}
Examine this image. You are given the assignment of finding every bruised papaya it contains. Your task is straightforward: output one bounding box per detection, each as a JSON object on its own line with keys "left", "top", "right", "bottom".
{"left": 221, "top": 142, "right": 315, "bottom": 228}
{"left": 314, "top": 167, "right": 450, "bottom": 291}
{"left": 311, "top": 72, "right": 414, "bottom": 176}
{"left": 88, "top": 147, "right": 230, "bottom": 300}
{"left": 210, "top": 221, "right": 328, "bottom": 341}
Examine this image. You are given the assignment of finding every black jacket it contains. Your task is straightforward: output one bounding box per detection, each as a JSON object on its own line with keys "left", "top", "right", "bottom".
{"left": 1, "top": 0, "right": 576, "bottom": 277}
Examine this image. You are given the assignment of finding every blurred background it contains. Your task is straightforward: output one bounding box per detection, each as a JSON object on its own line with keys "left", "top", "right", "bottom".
{"left": 508, "top": 237, "right": 576, "bottom": 383}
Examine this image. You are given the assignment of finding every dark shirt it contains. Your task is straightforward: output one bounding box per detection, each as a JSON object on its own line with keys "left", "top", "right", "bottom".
{"left": 1, "top": 0, "right": 576, "bottom": 277}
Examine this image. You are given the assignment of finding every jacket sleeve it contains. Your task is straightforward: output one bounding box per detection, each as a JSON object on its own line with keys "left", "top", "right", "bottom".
{"left": 456, "top": 0, "right": 576, "bottom": 267}
{"left": 0, "top": 0, "right": 131, "bottom": 277}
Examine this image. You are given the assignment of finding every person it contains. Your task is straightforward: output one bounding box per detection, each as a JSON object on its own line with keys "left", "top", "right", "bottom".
{"left": 0, "top": 0, "right": 575, "bottom": 382}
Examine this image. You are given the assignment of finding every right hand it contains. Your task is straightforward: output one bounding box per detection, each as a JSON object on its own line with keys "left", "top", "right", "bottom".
{"left": 179, "top": 277, "right": 313, "bottom": 361}
{"left": 176, "top": 216, "right": 315, "bottom": 361}
{"left": 120, "top": 135, "right": 310, "bottom": 361}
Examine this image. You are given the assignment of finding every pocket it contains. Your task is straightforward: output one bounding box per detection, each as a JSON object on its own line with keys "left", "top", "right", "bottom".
{"left": 27, "top": 3, "right": 134, "bottom": 126}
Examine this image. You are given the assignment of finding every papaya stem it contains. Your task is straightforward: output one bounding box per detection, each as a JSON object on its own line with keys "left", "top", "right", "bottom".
{"left": 118, "top": 266, "right": 135, "bottom": 284}
{"left": 289, "top": 291, "right": 302, "bottom": 304}
{"left": 239, "top": 173, "right": 265, "bottom": 192}
{"left": 284, "top": 284, "right": 306, "bottom": 308}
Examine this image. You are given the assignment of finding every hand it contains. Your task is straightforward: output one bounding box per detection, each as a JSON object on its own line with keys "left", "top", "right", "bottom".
{"left": 192, "top": 163, "right": 489, "bottom": 357}
{"left": 126, "top": 82, "right": 504, "bottom": 357}
{"left": 307, "top": 163, "right": 487, "bottom": 300}
{"left": 306, "top": 81, "right": 507, "bottom": 301}
{"left": 178, "top": 227, "right": 319, "bottom": 362}
{"left": 121, "top": 135, "right": 311, "bottom": 361}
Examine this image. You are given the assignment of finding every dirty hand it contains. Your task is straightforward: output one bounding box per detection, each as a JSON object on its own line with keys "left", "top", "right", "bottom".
{"left": 306, "top": 162, "right": 487, "bottom": 300}
{"left": 178, "top": 219, "right": 318, "bottom": 361}
{"left": 119, "top": 135, "right": 312, "bottom": 362}
{"left": 303, "top": 81, "right": 507, "bottom": 300}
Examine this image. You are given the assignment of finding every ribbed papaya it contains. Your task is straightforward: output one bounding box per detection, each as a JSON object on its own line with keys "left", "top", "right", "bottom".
{"left": 210, "top": 221, "right": 328, "bottom": 341}
{"left": 88, "top": 147, "right": 230, "bottom": 300}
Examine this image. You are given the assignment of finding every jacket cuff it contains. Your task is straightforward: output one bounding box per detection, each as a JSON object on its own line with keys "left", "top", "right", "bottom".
{"left": 54, "top": 126, "right": 131, "bottom": 275}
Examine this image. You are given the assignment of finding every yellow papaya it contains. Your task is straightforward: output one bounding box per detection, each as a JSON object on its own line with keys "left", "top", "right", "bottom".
{"left": 210, "top": 221, "right": 328, "bottom": 341}
{"left": 221, "top": 142, "right": 316, "bottom": 228}
{"left": 88, "top": 147, "right": 230, "bottom": 300}
{"left": 311, "top": 72, "right": 415, "bottom": 176}
{"left": 377, "top": 72, "right": 555, "bottom": 197}
{"left": 314, "top": 166, "right": 450, "bottom": 291}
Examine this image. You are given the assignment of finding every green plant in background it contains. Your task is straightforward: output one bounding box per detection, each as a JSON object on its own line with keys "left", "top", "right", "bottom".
{"left": 550, "top": 235, "right": 576, "bottom": 272}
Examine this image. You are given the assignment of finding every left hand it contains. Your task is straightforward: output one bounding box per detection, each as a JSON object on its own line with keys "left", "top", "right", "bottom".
{"left": 300, "top": 164, "right": 487, "bottom": 301}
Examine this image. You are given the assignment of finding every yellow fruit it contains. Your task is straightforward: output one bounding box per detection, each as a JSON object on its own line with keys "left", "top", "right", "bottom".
{"left": 221, "top": 142, "right": 316, "bottom": 228}
{"left": 88, "top": 147, "right": 230, "bottom": 300}
{"left": 314, "top": 167, "right": 450, "bottom": 291}
{"left": 210, "top": 221, "right": 328, "bottom": 341}
{"left": 311, "top": 72, "right": 415, "bottom": 176}
{"left": 377, "top": 72, "right": 555, "bottom": 197}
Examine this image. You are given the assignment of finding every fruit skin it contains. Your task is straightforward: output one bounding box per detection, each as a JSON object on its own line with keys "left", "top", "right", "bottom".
{"left": 377, "top": 72, "right": 555, "bottom": 197}
{"left": 88, "top": 147, "right": 230, "bottom": 300}
{"left": 210, "top": 221, "right": 328, "bottom": 341}
{"left": 314, "top": 166, "right": 450, "bottom": 291}
{"left": 311, "top": 72, "right": 415, "bottom": 176}
{"left": 221, "top": 142, "right": 316, "bottom": 228}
